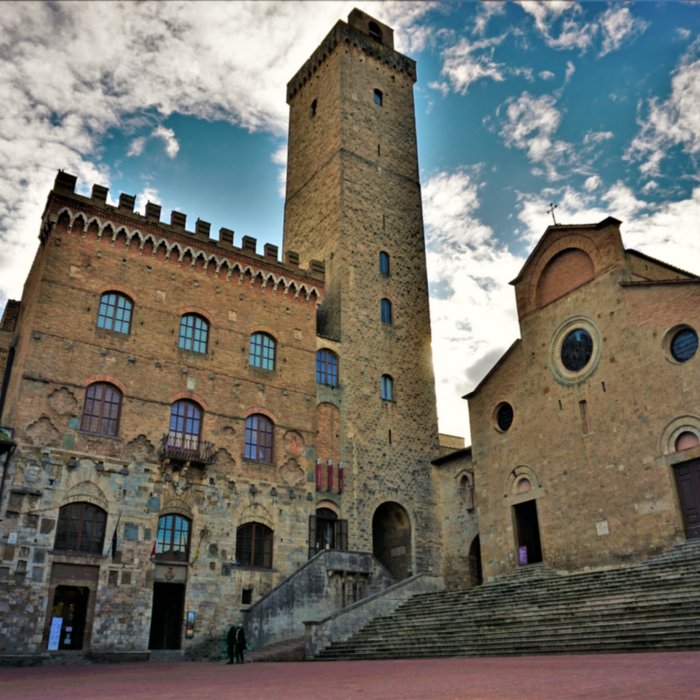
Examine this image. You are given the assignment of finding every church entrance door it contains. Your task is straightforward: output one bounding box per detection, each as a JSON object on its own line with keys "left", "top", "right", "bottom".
{"left": 148, "top": 582, "right": 185, "bottom": 650}
{"left": 674, "top": 459, "right": 700, "bottom": 539}
{"left": 513, "top": 499, "right": 542, "bottom": 565}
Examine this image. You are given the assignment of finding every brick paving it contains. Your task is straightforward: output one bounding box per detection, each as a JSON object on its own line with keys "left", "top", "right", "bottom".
{"left": 1, "top": 652, "right": 699, "bottom": 700}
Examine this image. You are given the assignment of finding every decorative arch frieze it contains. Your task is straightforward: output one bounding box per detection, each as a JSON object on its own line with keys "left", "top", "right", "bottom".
{"left": 48, "top": 206, "right": 322, "bottom": 300}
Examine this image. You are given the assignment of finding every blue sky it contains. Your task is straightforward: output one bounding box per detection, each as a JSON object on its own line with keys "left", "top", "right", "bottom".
{"left": 1, "top": 1, "right": 698, "bottom": 439}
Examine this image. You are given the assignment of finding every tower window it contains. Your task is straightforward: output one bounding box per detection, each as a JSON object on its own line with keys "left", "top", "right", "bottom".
{"left": 368, "top": 21, "right": 382, "bottom": 43}
{"left": 381, "top": 374, "right": 394, "bottom": 401}
{"left": 379, "top": 251, "right": 390, "bottom": 276}
{"left": 381, "top": 298, "right": 392, "bottom": 325}
{"left": 310, "top": 98, "right": 318, "bottom": 118}
{"left": 316, "top": 349, "right": 339, "bottom": 387}
{"left": 374, "top": 89, "right": 383, "bottom": 106}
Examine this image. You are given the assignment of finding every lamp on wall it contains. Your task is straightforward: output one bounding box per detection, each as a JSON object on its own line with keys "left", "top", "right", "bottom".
{"left": 66, "top": 457, "right": 78, "bottom": 470}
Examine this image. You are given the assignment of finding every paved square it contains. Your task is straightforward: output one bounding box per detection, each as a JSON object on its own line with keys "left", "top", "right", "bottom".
{"left": 1, "top": 652, "right": 699, "bottom": 700}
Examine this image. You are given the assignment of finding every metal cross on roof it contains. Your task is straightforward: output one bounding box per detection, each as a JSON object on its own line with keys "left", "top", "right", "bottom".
{"left": 547, "top": 202, "right": 559, "bottom": 225}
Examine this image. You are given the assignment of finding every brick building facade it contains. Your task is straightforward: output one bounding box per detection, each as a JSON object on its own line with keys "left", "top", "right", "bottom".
{"left": 467, "top": 217, "right": 700, "bottom": 580}
{"left": 0, "top": 10, "right": 446, "bottom": 657}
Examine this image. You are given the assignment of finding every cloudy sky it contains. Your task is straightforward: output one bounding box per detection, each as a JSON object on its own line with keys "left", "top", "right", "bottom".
{"left": 1, "top": 1, "right": 698, "bottom": 440}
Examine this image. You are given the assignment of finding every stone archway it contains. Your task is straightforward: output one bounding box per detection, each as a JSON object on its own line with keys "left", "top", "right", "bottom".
{"left": 372, "top": 501, "right": 411, "bottom": 580}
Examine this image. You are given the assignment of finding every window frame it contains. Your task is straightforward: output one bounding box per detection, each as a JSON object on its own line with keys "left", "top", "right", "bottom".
{"left": 381, "top": 298, "right": 393, "bottom": 325}
{"left": 154, "top": 513, "right": 191, "bottom": 563}
{"left": 80, "top": 382, "right": 122, "bottom": 437}
{"left": 249, "top": 332, "right": 276, "bottom": 371}
{"left": 178, "top": 313, "right": 209, "bottom": 354}
{"left": 54, "top": 502, "right": 107, "bottom": 554}
{"left": 96, "top": 292, "right": 133, "bottom": 335}
{"left": 381, "top": 374, "right": 394, "bottom": 401}
{"left": 244, "top": 413, "right": 274, "bottom": 463}
{"left": 374, "top": 88, "right": 383, "bottom": 106}
{"left": 235, "top": 522, "right": 273, "bottom": 569}
{"left": 316, "top": 349, "right": 339, "bottom": 387}
{"left": 379, "top": 251, "right": 390, "bottom": 276}
{"left": 168, "top": 400, "right": 203, "bottom": 451}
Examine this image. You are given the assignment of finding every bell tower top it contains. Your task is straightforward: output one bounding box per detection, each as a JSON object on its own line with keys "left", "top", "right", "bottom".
{"left": 347, "top": 9, "right": 394, "bottom": 49}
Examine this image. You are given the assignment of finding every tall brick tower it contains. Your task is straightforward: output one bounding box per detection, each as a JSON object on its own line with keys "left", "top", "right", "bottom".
{"left": 284, "top": 9, "right": 440, "bottom": 576}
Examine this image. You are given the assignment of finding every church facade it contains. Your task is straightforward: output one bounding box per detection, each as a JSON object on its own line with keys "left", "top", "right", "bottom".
{"left": 467, "top": 217, "right": 700, "bottom": 580}
{"left": 0, "top": 10, "right": 446, "bottom": 656}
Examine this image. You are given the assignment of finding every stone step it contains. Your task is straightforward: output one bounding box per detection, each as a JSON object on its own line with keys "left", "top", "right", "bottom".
{"left": 313, "top": 542, "right": 700, "bottom": 660}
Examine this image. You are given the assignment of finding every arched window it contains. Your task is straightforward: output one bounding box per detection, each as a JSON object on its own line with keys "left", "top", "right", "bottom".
{"left": 167, "top": 400, "right": 202, "bottom": 451}
{"left": 97, "top": 291, "right": 133, "bottom": 334}
{"left": 244, "top": 414, "right": 274, "bottom": 462}
{"left": 368, "top": 21, "right": 382, "bottom": 43}
{"left": 235, "top": 522, "right": 273, "bottom": 568}
{"left": 154, "top": 513, "right": 191, "bottom": 562}
{"left": 249, "top": 332, "right": 276, "bottom": 370}
{"left": 54, "top": 502, "right": 107, "bottom": 554}
{"left": 374, "top": 89, "right": 383, "bottom": 106}
{"left": 381, "top": 298, "right": 392, "bottom": 325}
{"left": 316, "top": 349, "right": 339, "bottom": 387}
{"left": 81, "top": 382, "right": 122, "bottom": 436}
{"left": 381, "top": 374, "right": 394, "bottom": 401}
{"left": 379, "top": 251, "right": 390, "bottom": 276}
{"left": 178, "top": 314, "right": 209, "bottom": 354}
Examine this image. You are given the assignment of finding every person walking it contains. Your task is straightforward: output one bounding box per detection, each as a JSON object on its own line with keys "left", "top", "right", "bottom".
{"left": 233, "top": 622, "right": 247, "bottom": 664}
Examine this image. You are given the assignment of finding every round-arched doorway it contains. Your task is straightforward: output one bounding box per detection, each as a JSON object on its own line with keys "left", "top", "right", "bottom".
{"left": 372, "top": 501, "right": 412, "bottom": 579}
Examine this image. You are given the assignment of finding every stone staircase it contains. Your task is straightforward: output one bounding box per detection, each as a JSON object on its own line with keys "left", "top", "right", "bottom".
{"left": 313, "top": 539, "right": 700, "bottom": 659}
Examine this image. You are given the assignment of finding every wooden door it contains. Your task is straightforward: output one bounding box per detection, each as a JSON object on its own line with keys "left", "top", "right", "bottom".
{"left": 674, "top": 460, "right": 700, "bottom": 539}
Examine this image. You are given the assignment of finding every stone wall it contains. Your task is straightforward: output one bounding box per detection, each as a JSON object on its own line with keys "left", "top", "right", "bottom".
{"left": 244, "top": 549, "right": 394, "bottom": 649}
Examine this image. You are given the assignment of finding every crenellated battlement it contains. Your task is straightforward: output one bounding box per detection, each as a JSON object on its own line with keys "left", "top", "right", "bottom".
{"left": 46, "top": 171, "right": 324, "bottom": 300}
{"left": 286, "top": 11, "right": 415, "bottom": 103}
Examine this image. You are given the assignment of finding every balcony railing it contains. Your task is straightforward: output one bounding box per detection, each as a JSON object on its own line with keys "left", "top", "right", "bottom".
{"left": 159, "top": 433, "right": 216, "bottom": 466}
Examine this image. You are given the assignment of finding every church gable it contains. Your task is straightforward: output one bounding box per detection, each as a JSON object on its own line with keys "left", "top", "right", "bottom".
{"left": 511, "top": 217, "right": 624, "bottom": 320}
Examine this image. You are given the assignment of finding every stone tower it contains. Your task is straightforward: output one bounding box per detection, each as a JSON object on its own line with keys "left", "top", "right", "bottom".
{"left": 284, "top": 9, "right": 440, "bottom": 576}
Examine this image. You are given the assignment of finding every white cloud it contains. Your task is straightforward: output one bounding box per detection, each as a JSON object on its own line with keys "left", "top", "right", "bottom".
{"left": 127, "top": 137, "right": 146, "bottom": 158}
{"left": 518, "top": 1, "right": 594, "bottom": 52}
{"left": 517, "top": 1, "right": 573, "bottom": 36}
{"left": 583, "top": 175, "right": 601, "bottom": 192}
{"left": 518, "top": 1, "right": 647, "bottom": 56}
{"left": 539, "top": 70, "right": 555, "bottom": 81}
{"left": 473, "top": 1, "right": 506, "bottom": 36}
{"left": 437, "top": 35, "right": 508, "bottom": 95}
{"left": 422, "top": 169, "right": 523, "bottom": 439}
{"left": 152, "top": 126, "right": 180, "bottom": 159}
{"left": 599, "top": 6, "right": 648, "bottom": 57}
{"left": 564, "top": 60, "right": 576, "bottom": 85}
{"left": 626, "top": 38, "right": 700, "bottom": 176}
{"left": 271, "top": 144, "right": 288, "bottom": 198}
{"left": 583, "top": 130, "right": 613, "bottom": 145}
{"left": 498, "top": 92, "right": 570, "bottom": 174}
